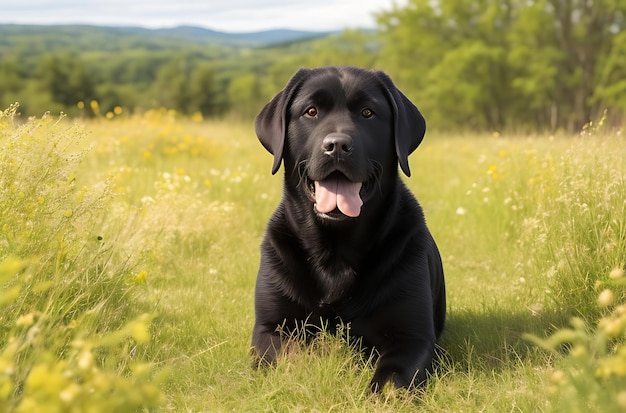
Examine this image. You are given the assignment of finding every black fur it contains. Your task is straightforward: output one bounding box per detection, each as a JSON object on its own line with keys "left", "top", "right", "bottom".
{"left": 252, "top": 66, "right": 445, "bottom": 391}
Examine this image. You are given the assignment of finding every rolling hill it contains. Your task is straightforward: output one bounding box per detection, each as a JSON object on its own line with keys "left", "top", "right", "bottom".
{"left": 0, "top": 24, "right": 332, "bottom": 51}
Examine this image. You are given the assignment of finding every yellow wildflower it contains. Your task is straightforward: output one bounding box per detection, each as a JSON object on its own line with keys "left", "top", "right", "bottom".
{"left": 610, "top": 268, "right": 624, "bottom": 279}
{"left": 135, "top": 271, "right": 147, "bottom": 283}
{"left": 598, "top": 289, "right": 615, "bottom": 307}
{"left": 78, "top": 350, "right": 94, "bottom": 370}
{"left": 129, "top": 321, "right": 150, "bottom": 344}
{"left": 16, "top": 313, "right": 35, "bottom": 327}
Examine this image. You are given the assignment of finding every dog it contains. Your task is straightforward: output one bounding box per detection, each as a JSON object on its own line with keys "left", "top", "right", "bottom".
{"left": 251, "top": 66, "right": 445, "bottom": 391}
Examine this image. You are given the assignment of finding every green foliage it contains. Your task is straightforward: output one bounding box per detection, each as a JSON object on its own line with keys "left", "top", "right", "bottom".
{"left": 526, "top": 270, "right": 626, "bottom": 412}
{"left": 38, "top": 53, "right": 96, "bottom": 107}
{"left": 0, "top": 25, "right": 377, "bottom": 122}
{"left": 377, "top": 0, "right": 626, "bottom": 132}
{"left": 0, "top": 59, "right": 22, "bottom": 106}
{"left": 594, "top": 30, "right": 626, "bottom": 111}
{"left": 128, "top": 56, "right": 221, "bottom": 117}
{"left": 3, "top": 1, "right": 626, "bottom": 131}
{"left": 302, "top": 30, "right": 379, "bottom": 68}
{"left": 377, "top": 0, "right": 517, "bottom": 130}
{"left": 0, "top": 104, "right": 163, "bottom": 411}
{"left": 227, "top": 73, "right": 264, "bottom": 119}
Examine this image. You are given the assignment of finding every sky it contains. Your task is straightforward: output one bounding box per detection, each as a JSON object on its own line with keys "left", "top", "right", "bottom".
{"left": 0, "top": 0, "right": 408, "bottom": 33}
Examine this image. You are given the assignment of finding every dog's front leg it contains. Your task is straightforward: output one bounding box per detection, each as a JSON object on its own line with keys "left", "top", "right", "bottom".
{"left": 369, "top": 338, "right": 436, "bottom": 391}
{"left": 251, "top": 322, "right": 284, "bottom": 367}
{"left": 251, "top": 268, "right": 308, "bottom": 367}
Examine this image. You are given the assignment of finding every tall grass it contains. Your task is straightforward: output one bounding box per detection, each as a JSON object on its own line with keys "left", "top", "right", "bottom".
{"left": 0, "top": 104, "right": 163, "bottom": 412}
{"left": 1, "top": 103, "right": 625, "bottom": 411}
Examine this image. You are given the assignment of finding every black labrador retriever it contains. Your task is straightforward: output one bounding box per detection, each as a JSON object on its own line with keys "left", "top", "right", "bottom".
{"left": 251, "top": 66, "right": 445, "bottom": 391}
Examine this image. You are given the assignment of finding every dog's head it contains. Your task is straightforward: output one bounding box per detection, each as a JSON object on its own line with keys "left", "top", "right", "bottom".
{"left": 255, "top": 66, "right": 426, "bottom": 222}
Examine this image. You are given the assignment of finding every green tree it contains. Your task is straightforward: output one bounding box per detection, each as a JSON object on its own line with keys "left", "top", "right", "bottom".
{"left": 227, "top": 73, "right": 263, "bottom": 119}
{"left": 377, "top": 0, "right": 626, "bottom": 132}
{"left": 0, "top": 58, "right": 23, "bottom": 108}
{"left": 591, "top": 21, "right": 626, "bottom": 118}
{"left": 38, "top": 54, "right": 96, "bottom": 109}
{"left": 506, "top": 2, "right": 562, "bottom": 130}
{"left": 121, "top": 54, "right": 168, "bottom": 85}
{"left": 153, "top": 58, "right": 192, "bottom": 112}
{"left": 304, "top": 30, "right": 378, "bottom": 68}
{"left": 152, "top": 58, "right": 222, "bottom": 115}
{"left": 377, "top": 0, "right": 516, "bottom": 131}
{"left": 509, "top": 0, "right": 626, "bottom": 131}
{"left": 188, "top": 63, "right": 220, "bottom": 116}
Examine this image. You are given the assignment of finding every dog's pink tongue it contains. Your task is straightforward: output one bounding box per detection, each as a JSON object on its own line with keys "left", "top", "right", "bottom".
{"left": 314, "top": 178, "right": 363, "bottom": 217}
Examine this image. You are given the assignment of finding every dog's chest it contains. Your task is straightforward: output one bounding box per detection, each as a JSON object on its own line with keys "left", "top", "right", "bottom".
{"left": 307, "top": 244, "right": 360, "bottom": 306}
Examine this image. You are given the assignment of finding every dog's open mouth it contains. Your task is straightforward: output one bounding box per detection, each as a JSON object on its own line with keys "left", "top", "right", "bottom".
{"left": 305, "top": 171, "right": 363, "bottom": 219}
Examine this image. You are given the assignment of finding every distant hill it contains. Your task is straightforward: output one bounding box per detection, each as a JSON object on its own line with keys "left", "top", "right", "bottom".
{"left": 153, "top": 26, "right": 332, "bottom": 46}
{"left": 0, "top": 23, "right": 366, "bottom": 119}
{"left": 0, "top": 24, "right": 333, "bottom": 50}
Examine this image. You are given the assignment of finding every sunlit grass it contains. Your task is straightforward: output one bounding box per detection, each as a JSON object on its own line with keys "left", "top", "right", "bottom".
{"left": 0, "top": 104, "right": 163, "bottom": 411}
{"left": 1, "top": 104, "right": 625, "bottom": 411}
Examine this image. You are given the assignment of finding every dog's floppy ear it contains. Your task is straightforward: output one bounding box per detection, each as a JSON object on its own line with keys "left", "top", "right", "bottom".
{"left": 375, "top": 71, "right": 426, "bottom": 177}
{"left": 255, "top": 68, "right": 310, "bottom": 175}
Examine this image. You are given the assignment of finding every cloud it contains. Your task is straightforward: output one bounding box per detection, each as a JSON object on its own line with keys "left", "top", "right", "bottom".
{"left": 0, "top": 0, "right": 405, "bottom": 32}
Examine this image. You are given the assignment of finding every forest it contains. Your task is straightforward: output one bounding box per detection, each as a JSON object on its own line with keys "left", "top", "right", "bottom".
{"left": 1, "top": 0, "right": 626, "bottom": 133}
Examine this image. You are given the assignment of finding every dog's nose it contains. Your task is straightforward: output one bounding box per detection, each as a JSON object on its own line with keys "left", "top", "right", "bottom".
{"left": 322, "top": 134, "right": 353, "bottom": 156}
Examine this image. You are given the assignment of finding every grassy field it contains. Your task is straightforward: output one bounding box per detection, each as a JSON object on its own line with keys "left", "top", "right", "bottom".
{"left": 1, "top": 104, "right": 625, "bottom": 412}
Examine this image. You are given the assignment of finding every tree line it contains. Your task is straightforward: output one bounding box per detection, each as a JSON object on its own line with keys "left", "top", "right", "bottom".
{"left": 376, "top": 0, "right": 626, "bottom": 132}
{"left": 1, "top": 0, "right": 625, "bottom": 133}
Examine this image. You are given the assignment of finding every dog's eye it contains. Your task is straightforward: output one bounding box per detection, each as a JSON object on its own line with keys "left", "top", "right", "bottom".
{"left": 361, "top": 108, "right": 374, "bottom": 118}
{"left": 304, "top": 107, "right": 318, "bottom": 118}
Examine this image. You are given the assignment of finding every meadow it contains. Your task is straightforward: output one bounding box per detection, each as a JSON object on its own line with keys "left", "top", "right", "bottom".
{"left": 1, "top": 103, "right": 625, "bottom": 412}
